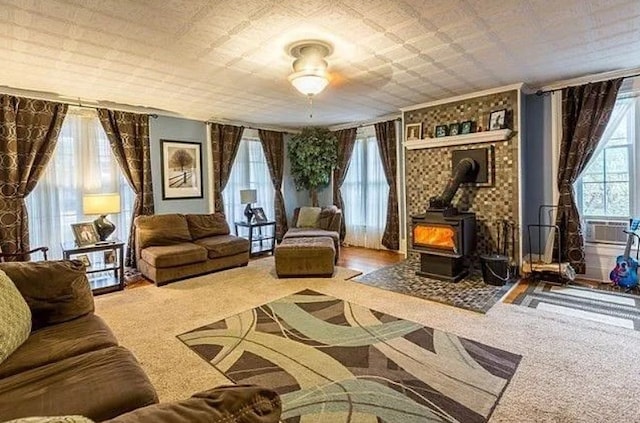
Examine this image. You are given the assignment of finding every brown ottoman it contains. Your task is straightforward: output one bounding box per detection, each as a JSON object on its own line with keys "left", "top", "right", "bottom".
{"left": 275, "top": 236, "right": 335, "bottom": 278}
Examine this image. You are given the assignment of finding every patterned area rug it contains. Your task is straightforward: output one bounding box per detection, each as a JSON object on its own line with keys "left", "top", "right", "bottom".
{"left": 506, "top": 280, "right": 640, "bottom": 331}
{"left": 178, "top": 289, "right": 521, "bottom": 422}
{"left": 352, "top": 259, "right": 513, "bottom": 313}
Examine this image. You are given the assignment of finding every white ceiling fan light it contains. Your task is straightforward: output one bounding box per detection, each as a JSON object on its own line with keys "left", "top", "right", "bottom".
{"left": 287, "top": 40, "right": 333, "bottom": 96}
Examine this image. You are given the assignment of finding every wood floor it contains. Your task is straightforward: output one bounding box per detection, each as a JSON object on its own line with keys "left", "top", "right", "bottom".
{"left": 337, "top": 246, "right": 404, "bottom": 274}
{"left": 126, "top": 246, "right": 404, "bottom": 289}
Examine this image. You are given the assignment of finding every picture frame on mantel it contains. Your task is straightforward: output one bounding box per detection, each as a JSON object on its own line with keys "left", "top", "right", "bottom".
{"left": 405, "top": 123, "right": 422, "bottom": 141}
{"left": 434, "top": 125, "right": 448, "bottom": 138}
{"left": 161, "top": 140, "right": 203, "bottom": 200}
{"left": 489, "top": 109, "right": 507, "bottom": 131}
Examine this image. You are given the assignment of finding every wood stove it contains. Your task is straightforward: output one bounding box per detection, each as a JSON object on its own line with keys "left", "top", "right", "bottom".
{"left": 411, "top": 156, "right": 479, "bottom": 282}
{"left": 412, "top": 212, "right": 476, "bottom": 282}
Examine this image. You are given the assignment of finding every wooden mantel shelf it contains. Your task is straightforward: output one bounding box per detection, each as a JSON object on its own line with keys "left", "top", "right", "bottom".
{"left": 404, "top": 129, "right": 513, "bottom": 150}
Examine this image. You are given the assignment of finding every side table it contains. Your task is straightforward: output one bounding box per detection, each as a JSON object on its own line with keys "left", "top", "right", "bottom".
{"left": 234, "top": 220, "right": 276, "bottom": 257}
{"left": 61, "top": 240, "right": 125, "bottom": 295}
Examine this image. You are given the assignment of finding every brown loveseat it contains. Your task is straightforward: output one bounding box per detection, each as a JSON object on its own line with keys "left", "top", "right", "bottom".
{"left": 135, "top": 213, "right": 250, "bottom": 285}
{"left": 0, "top": 260, "right": 282, "bottom": 422}
{"left": 284, "top": 206, "right": 342, "bottom": 260}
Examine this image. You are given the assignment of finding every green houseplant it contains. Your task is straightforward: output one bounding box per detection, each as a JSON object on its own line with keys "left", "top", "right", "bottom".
{"left": 288, "top": 127, "right": 338, "bottom": 206}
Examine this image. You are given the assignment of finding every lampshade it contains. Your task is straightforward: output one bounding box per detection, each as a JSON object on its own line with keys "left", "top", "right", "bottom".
{"left": 288, "top": 71, "right": 329, "bottom": 96}
{"left": 83, "top": 193, "right": 121, "bottom": 215}
{"left": 240, "top": 189, "right": 257, "bottom": 204}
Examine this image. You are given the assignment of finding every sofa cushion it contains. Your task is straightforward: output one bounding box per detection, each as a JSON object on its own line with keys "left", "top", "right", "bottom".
{"left": 318, "top": 205, "right": 339, "bottom": 230}
{"left": 0, "top": 261, "right": 93, "bottom": 331}
{"left": 141, "top": 243, "right": 207, "bottom": 268}
{"left": 186, "top": 213, "right": 230, "bottom": 239}
{"left": 135, "top": 214, "right": 192, "bottom": 249}
{"left": 296, "top": 206, "right": 321, "bottom": 228}
{"left": 194, "top": 235, "right": 250, "bottom": 259}
{"left": 104, "top": 385, "right": 281, "bottom": 423}
{"left": 284, "top": 227, "right": 339, "bottom": 243}
{"left": 0, "top": 270, "right": 31, "bottom": 365}
{"left": 0, "top": 346, "right": 158, "bottom": 422}
{"left": 0, "top": 314, "right": 118, "bottom": 379}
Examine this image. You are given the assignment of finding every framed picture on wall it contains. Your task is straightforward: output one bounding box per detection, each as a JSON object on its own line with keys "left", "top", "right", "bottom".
{"left": 161, "top": 140, "right": 203, "bottom": 200}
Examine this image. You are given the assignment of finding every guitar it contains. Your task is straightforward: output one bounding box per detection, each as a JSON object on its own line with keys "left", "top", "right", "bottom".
{"left": 609, "top": 219, "right": 640, "bottom": 290}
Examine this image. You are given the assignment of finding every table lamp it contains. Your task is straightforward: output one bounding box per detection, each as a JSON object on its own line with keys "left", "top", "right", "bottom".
{"left": 83, "top": 193, "right": 121, "bottom": 241}
{"left": 240, "top": 189, "right": 257, "bottom": 223}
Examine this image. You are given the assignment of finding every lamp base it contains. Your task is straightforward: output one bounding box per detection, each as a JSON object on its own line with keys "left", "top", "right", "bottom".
{"left": 244, "top": 203, "right": 254, "bottom": 224}
{"left": 94, "top": 215, "right": 116, "bottom": 241}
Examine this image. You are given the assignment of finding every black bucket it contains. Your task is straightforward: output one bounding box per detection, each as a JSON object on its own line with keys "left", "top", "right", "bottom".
{"left": 480, "top": 254, "right": 510, "bottom": 286}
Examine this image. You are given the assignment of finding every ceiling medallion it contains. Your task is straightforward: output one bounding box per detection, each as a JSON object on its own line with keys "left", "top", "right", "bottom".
{"left": 287, "top": 40, "right": 333, "bottom": 97}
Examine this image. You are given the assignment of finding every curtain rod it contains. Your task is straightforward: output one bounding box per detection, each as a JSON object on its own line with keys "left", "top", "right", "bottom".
{"left": 536, "top": 71, "right": 640, "bottom": 96}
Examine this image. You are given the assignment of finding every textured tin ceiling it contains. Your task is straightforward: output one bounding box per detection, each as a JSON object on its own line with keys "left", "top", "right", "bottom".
{"left": 1, "top": 0, "right": 639, "bottom": 127}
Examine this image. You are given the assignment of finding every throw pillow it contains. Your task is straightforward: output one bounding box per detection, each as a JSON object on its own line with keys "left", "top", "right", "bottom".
{"left": 0, "top": 269, "right": 32, "bottom": 364}
{"left": 4, "top": 417, "right": 94, "bottom": 423}
{"left": 297, "top": 207, "right": 321, "bottom": 228}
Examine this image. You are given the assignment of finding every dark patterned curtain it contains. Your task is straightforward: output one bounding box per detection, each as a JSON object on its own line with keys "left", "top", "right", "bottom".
{"left": 555, "top": 78, "right": 623, "bottom": 274}
{"left": 97, "top": 109, "right": 154, "bottom": 267}
{"left": 375, "top": 120, "right": 400, "bottom": 250}
{"left": 210, "top": 123, "right": 244, "bottom": 213}
{"left": 0, "top": 95, "right": 68, "bottom": 260}
{"left": 332, "top": 128, "right": 357, "bottom": 241}
{"left": 258, "top": 129, "right": 288, "bottom": 242}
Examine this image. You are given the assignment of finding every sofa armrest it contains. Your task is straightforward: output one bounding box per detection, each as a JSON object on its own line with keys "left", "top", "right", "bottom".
{"left": 0, "top": 260, "right": 94, "bottom": 330}
{"left": 104, "top": 385, "right": 281, "bottom": 423}
{"left": 328, "top": 209, "right": 342, "bottom": 233}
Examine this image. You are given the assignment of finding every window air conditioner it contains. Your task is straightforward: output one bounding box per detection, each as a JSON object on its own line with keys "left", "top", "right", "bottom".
{"left": 584, "top": 220, "right": 629, "bottom": 244}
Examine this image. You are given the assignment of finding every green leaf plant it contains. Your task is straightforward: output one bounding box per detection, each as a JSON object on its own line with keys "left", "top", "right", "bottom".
{"left": 287, "top": 127, "right": 338, "bottom": 206}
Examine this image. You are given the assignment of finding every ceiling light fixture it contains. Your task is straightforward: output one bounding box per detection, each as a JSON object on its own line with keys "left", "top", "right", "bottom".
{"left": 287, "top": 40, "right": 333, "bottom": 97}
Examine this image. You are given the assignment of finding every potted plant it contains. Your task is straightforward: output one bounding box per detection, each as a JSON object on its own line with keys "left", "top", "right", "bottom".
{"left": 287, "top": 127, "right": 338, "bottom": 206}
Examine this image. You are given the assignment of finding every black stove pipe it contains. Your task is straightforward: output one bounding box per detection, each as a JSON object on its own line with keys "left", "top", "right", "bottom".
{"left": 429, "top": 158, "right": 477, "bottom": 210}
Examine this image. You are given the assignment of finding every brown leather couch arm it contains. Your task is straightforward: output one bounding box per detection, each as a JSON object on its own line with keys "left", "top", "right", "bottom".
{"left": 104, "top": 385, "right": 282, "bottom": 423}
{"left": 0, "top": 260, "right": 94, "bottom": 330}
{"left": 327, "top": 209, "right": 342, "bottom": 233}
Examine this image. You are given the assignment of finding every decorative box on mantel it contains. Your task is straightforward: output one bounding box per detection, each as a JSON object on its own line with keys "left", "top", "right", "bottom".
{"left": 400, "top": 83, "right": 526, "bottom": 266}
{"left": 404, "top": 129, "right": 513, "bottom": 150}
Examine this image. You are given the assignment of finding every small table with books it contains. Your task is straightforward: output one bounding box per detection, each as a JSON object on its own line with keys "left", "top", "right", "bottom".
{"left": 61, "top": 240, "right": 125, "bottom": 295}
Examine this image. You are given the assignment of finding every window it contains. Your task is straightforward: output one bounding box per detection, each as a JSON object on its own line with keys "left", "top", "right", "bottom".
{"left": 342, "top": 126, "right": 389, "bottom": 249}
{"left": 577, "top": 96, "right": 637, "bottom": 219}
{"left": 26, "top": 108, "right": 135, "bottom": 258}
{"left": 222, "top": 132, "right": 274, "bottom": 225}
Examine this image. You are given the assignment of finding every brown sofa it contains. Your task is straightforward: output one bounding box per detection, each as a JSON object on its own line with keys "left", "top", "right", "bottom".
{"left": 0, "top": 260, "right": 157, "bottom": 421}
{"left": 284, "top": 206, "right": 342, "bottom": 261}
{"left": 135, "top": 213, "right": 250, "bottom": 285}
{"left": 0, "top": 260, "right": 282, "bottom": 422}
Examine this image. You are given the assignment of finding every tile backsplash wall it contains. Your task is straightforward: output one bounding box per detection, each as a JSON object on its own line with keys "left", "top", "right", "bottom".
{"left": 404, "top": 90, "right": 520, "bottom": 260}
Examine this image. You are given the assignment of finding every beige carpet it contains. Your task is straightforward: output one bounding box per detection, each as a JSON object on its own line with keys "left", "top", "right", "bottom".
{"left": 96, "top": 257, "right": 640, "bottom": 422}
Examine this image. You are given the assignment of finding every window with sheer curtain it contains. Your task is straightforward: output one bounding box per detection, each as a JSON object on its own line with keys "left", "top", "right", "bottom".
{"left": 342, "top": 126, "right": 389, "bottom": 249}
{"left": 26, "top": 108, "right": 135, "bottom": 259}
{"left": 222, "top": 134, "right": 274, "bottom": 227}
{"left": 576, "top": 96, "right": 637, "bottom": 219}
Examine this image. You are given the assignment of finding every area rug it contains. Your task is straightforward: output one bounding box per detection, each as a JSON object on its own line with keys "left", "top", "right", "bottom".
{"left": 506, "top": 280, "right": 640, "bottom": 331}
{"left": 352, "top": 259, "right": 513, "bottom": 313}
{"left": 178, "top": 289, "right": 521, "bottom": 422}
